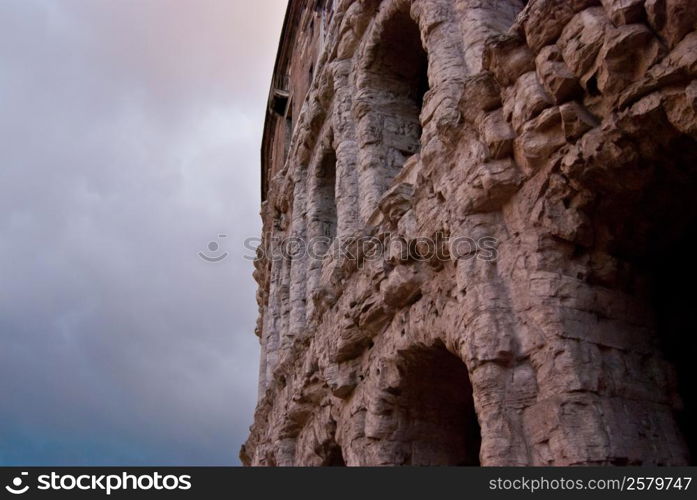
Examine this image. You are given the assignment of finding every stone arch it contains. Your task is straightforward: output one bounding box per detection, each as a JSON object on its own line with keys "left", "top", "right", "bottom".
{"left": 315, "top": 148, "right": 338, "bottom": 242}
{"left": 319, "top": 440, "right": 346, "bottom": 466}
{"left": 354, "top": 0, "right": 429, "bottom": 220}
{"left": 614, "top": 130, "right": 697, "bottom": 465}
{"left": 650, "top": 223, "right": 697, "bottom": 464}
{"left": 366, "top": 341, "right": 481, "bottom": 465}
{"left": 544, "top": 103, "right": 697, "bottom": 464}
{"left": 305, "top": 130, "right": 338, "bottom": 319}
{"left": 289, "top": 403, "right": 347, "bottom": 466}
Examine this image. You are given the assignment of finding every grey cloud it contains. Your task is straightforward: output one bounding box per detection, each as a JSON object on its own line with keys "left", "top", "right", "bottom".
{"left": 0, "top": 0, "right": 286, "bottom": 465}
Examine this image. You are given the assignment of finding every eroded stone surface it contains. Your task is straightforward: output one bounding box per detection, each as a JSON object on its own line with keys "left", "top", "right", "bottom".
{"left": 244, "top": 0, "right": 697, "bottom": 466}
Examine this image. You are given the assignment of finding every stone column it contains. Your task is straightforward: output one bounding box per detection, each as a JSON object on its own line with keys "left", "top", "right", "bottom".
{"left": 287, "top": 170, "right": 309, "bottom": 340}
{"left": 304, "top": 135, "right": 337, "bottom": 320}
{"left": 331, "top": 60, "right": 361, "bottom": 239}
{"left": 263, "top": 234, "right": 284, "bottom": 386}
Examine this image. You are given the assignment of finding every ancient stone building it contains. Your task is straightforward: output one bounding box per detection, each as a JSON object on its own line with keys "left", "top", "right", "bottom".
{"left": 242, "top": 0, "right": 697, "bottom": 466}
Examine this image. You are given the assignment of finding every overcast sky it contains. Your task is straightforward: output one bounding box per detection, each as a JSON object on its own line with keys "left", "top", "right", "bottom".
{"left": 0, "top": 0, "right": 286, "bottom": 465}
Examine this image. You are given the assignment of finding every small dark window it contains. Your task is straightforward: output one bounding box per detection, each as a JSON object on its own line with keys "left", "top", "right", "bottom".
{"left": 270, "top": 91, "right": 289, "bottom": 116}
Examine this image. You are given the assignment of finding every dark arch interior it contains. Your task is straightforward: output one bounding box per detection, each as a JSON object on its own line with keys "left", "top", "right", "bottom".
{"left": 392, "top": 342, "right": 481, "bottom": 465}
{"left": 322, "top": 443, "right": 346, "bottom": 466}
{"left": 604, "top": 132, "right": 697, "bottom": 464}
{"left": 373, "top": 9, "right": 429, "bottom": 112}
{"left": 315, "top": 148, "right": 337, "bottom": 241}
{"left": 368, "top": 7, "right": 428, "bottom": 189}
{"left": 636, "top": 135, "right": 697, "bottom": 464}
{"left": 648, "top": 221, "right": 697, "bottom": 464}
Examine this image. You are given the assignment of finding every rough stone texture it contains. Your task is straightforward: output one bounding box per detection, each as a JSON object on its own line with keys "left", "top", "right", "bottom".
{"left": 243, "top": 0, "right": 697, "bottom": 466}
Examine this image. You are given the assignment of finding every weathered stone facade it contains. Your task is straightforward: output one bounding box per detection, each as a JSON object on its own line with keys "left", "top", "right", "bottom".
{"left": 242, "top": 0, "right": 697, "bottom": 466}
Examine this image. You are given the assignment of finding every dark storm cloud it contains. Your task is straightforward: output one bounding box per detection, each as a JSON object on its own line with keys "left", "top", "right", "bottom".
{"left": 0, "top": 0, "right": 286, "bottom": 465}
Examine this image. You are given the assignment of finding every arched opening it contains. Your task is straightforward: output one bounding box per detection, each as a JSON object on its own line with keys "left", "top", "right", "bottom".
{"left": 309, "top": 420, "right": 346, "bottom": 466}
{"left": 321, "top": 443, "right": 346, "bottom": 466}
{"left": 628, "top": 133, "right": 697, "bottom": 463}
{"left": 596, "top": 131, "right": 697, "bottom": 464}
{"left": 632, "top": 134, "right": 697, "bottom": 464}
{"left": 305, "top": 142, "right": 338, "bottom": 319}
{"left": 366, "top": 7, "right": 428, "bottom": 190}
{"left": 391, "top": 342, "right": 481, "bottom": 465}
{"left": 315, "top": 148, "right": 337, "bottom": 241}
{"left": 651, "top": 223, "right": 697, "bottom": 464}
